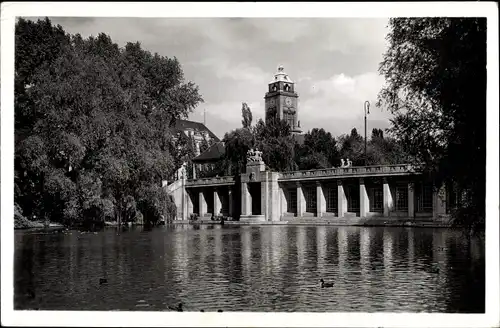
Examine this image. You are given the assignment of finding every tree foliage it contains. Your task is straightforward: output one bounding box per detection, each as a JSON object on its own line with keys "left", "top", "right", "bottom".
{"left": 218, "top": 106, "right": 407, "bottom": 177}
{"left": 223, "top": 127, "right": 255, "bottom": 175}
{"left": 296, "top": 128, "right": 340, "bottom": 170}
{"left": 241, "top": 102, "right": 253, "bottom": 129}
{"left": 377, "top": 18, "right": 486, "bottom": 230}
{"left": 254, "top": 118, "right": 297, "bottom": 172}
{"left": 15, "top": 18, "right": 203, "bottom": 226}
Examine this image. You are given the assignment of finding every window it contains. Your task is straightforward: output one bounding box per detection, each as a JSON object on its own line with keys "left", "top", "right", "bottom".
{"left": 395, "top": 185, "right": 408, "bottom": 212}
{"left": 416, "top": 183, "right": 433, "bottom": 212}
{"left": 304, "top": 186, "right": 316, "bottom": 213}
{"left": 346, "top": 185, "right": 360, "bottom": 213}
{"left": 369, "top": 187, "right": 383, "bottom": 212}
{"left": 287, "top": 189, "right": 297, "bottom": 214}
{"left": 325, "top": 185, "right": 338, "bottom": 213}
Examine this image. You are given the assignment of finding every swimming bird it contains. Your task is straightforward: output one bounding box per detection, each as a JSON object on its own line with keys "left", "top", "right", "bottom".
{"left": 320, "top": 279, "right": 334, "bottom": 288}
{"left": 99, "top": 278, "right": 108, "bottom": 285}
{"left": 168, "top": 303, "right": 183, "bottom": 312}
{"left": 430, "top": 265, "right": 440, "bottom": 274}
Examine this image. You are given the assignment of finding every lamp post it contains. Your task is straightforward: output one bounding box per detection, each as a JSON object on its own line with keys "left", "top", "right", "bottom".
{"left": 364, "top": 101, "right": 370, "bottom": 166}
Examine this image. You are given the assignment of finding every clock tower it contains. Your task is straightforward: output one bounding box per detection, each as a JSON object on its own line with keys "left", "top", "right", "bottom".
{"left": 264, "top": 65, "right": 302, "bottom": 134}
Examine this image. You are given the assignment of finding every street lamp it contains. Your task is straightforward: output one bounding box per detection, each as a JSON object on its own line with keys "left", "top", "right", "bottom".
{"left": 364, "top": 101, "right": 370, "bottom": 166}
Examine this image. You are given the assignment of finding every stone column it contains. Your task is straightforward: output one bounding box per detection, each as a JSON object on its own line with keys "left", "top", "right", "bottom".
{"left": 316, "top": 181, "right": 326, "bottom": 217}
{"left": 186, "top": 190, "right": 194, "bottom": 218}
{"left": 337, "top": 180, "right": 347, "bottom": 218}
{"left": 192, "top": 163, "right": 197, "bottom": 180}
{"left": 198, "top": 189, "right": 207, "bottom": 217}
{"left": 383, "top": 177, "right": 393, "bottom": 217}
{"left": 261, "top": 172, "right": 269, "bottom": 219}
{"left": 408, "top": 182, "right": 415, "bottom": 219}
{"left": 214, "top": 188, "right": 222, "bottom": 217}
{"left": 297, "top": 182, "right": 305, "bottom": 217}
{"left": 433, "top": 184, "right": 447, "bottom": 220}
{"left": 228, "top": 188, "right": 233, "bottom": 217}
{"left": 359, "top": 178, "right": 369, "bottom": 218}
{"left": 269, "top": 172, "right": 280, "bottom": 221}
{"left": 279, "top": 184, "right": 286, "bottom": 219}
{"left": 241, "top": 181, "right": 251, "bottom": 216}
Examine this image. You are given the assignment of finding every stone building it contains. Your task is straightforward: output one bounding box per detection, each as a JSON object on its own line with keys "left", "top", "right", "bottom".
{"left": 167, "top": 65, "right": 456, "bottom": 224}
{"left": 172, "top": 150, "right": 451, "bottom": 224}
{"left": 265, "top": 65, "right": 302, "bottom": 134}
{"left": 170, "top": 119, "right": 220, "bottom": 156}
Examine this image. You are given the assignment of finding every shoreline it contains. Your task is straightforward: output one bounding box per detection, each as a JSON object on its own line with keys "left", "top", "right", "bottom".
{"left": 170, "top": 218, "right": 454, "bottom": 229}
{"left": 14, "top": 219, "right": 456, "bottom": 230}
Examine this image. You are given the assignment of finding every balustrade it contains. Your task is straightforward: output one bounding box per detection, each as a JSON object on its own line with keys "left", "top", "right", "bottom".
{"left": 279, "top": 164, "right": 414, "bottom": 181}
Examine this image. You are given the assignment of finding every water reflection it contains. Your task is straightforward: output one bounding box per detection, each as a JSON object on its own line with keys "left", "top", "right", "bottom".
{"left": 14, "top": 226, "right": 484, "bottom": 313}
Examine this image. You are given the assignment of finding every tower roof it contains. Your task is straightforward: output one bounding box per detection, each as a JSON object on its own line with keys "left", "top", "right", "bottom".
{"left": 270, "top": 65, "right": 293, "bottom": 84}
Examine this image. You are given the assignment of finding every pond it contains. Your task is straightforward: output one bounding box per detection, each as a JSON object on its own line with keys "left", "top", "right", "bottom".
{"left": 14, "top": 225, "right": 485, "bottom": 312}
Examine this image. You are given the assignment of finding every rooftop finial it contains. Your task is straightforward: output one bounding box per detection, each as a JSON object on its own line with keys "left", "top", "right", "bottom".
{"left": 270, "top": 64, "right": 293, "bottom": 84}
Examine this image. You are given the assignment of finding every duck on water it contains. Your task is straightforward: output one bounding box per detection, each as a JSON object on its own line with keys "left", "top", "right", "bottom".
{"left": 320, "top": 279, "right": 334, "bottom": 288}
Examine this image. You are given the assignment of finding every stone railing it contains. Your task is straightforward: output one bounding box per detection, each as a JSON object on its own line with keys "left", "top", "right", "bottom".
{"left": 279, "top": 164, "right": 418, "bottom": 181}
{"left": 186, "top": 175, "right": 235, "bottom": 187}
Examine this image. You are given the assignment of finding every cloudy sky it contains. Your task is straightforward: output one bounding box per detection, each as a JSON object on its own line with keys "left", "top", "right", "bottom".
{"left": 45, "top": 17, "right": 394, "bottom": 139}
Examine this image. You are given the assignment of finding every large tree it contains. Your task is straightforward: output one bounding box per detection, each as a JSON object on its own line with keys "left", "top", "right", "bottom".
{"left": 295, "top": 128, "right": 340, "bottom": 170}
{"left": 15, "top": 18, "right": 203, "bottom": 226}
{"left": 254, "top": 118, "right": 297, "bottom": 172}
{"left": 338, "top": 128, "right": 365, "bottom": 166}
{"left": 377, "top": 18, "right": 486, "bottom": 231}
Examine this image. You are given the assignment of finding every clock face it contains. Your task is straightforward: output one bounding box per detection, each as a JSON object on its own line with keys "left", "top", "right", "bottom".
{"left": 285, "top": 97, "right": 293, "bottom": 106}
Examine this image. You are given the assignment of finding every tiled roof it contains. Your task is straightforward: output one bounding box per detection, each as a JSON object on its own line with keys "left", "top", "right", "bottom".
{"left": 192, "top": 141, "right": 225, "bottom": 163}
{"left": 172, "top": 119, "right": 220, "bottom": 142}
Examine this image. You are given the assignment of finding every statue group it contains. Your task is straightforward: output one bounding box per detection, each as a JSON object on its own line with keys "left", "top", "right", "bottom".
{"left": 177, "top": 162, "right": 187, "bottom": 179}
{"left": 340, "top": 158, "right": 352, "bottom": 168}
{"left": 247, "top": 148, "right": 263, "bottom": 163}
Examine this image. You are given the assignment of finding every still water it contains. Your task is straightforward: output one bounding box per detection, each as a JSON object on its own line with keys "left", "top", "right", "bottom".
{"left": 14, "top": 225, "right": 485, "bottom": 312}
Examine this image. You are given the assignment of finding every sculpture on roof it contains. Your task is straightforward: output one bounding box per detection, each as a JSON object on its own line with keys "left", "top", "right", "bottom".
{"left": 247, "top": 148, "right": 263, "bottom": 163}
{"left": 340, "top": 158, "right": 352, "bottom": 168}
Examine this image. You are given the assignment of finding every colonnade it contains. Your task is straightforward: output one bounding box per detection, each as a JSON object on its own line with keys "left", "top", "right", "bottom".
{"left": 185, "top": 177, "right": 447, "bottom": 220}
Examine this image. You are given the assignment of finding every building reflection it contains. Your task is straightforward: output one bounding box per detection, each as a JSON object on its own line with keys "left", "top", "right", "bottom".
{"left": 407, "top": 228, "right": 415, "bottom": 268}
{"left": 360, "top": 227, "right": 371, "bottom": 272}
{"left": 346, "top": 227, "right": 360, "bottom": 269}
{"left": 383, "top": 228, "right": 394, "bottom": 271}
{"left": 296, "top": 226, "right": 306, "bottom": 271}
{"left": 270, "top": 227, "right": 281, "bottom": 272}
{"left": 214, "top": 227, "right": 223, "bottom": 258}
{"left": 241, "top": 227, "right": 252, "bottom": 276}
{"left": 316, "top": 226, "right": 327, "bottom": 268}
{"left": 174, "top": 230, "right": 189, "bottom": 282}
{"left": 199, "top": 226, "right": 208, "bottom": 263}
{"left": 337, "top": 228, "right": 348, "bottom": 277}
{"left": 325, "top": 228, "right": 338, "bottom": 266}
{"left": 432, "top": 230, "right": 448, "bottom": 275}
{"left": 260, "top": 227, "right": 272, "bottom": 276}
